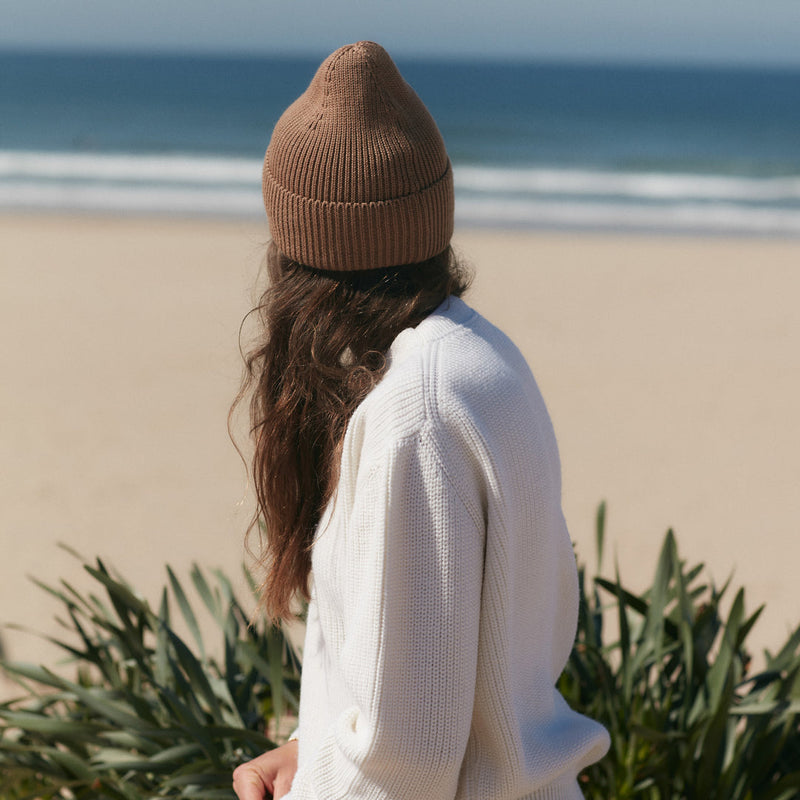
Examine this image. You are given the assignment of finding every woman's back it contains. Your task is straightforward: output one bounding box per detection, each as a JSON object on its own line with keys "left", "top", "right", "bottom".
{"left": 291, "top": 296, "right": 609, "bottom": 799}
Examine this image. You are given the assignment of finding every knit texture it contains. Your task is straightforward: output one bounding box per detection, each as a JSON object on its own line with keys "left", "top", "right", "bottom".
{"left": 262, "top": 41, "right": 454, "bottom": 271}
{"left": 285, "top": 297, "right": 610, "bottom": 800}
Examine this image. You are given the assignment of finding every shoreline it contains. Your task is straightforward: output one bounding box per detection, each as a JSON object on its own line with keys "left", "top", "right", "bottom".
{"left": 3, "top": 205, "right": 800, "bottom": 242}
{"left": 2, "top": 213, "right": 798, "bottom": 678}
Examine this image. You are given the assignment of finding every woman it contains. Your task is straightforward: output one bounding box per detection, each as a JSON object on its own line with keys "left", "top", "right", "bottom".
{"left": 233, "top": 41, "right": 609, "bottom": 800}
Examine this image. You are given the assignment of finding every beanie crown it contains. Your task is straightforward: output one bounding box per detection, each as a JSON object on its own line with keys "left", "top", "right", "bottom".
{"left": 263, "top": 41, "right": 454, "bottom": 271}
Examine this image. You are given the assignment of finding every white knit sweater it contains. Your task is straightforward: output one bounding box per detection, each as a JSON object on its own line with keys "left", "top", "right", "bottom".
{"left": 285, "top": 296, "right": 609, "bottom": 800}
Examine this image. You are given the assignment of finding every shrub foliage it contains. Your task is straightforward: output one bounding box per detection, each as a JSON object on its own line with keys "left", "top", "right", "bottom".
{"left": 561, "top": 504, "right": 800, "bottom": 799}
{"left": 0, "top": 552, "right": 300, "bottom": 799}
{"left": 2, "top": 508, "right": 799, "bottom": 799}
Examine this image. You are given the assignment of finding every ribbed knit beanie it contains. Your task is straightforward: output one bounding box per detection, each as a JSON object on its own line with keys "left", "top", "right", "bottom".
{"left": 262, "top": 41, "right": 454, "bottom": 272}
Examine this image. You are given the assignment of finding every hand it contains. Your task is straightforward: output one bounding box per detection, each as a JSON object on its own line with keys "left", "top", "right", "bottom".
{"left": 233, "top": 740, "right": 299, "bottom": 800}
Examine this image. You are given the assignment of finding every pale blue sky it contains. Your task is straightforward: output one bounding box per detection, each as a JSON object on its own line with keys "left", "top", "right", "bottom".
{"left": 2, "top": 0, "right": 800, "bottom": 66}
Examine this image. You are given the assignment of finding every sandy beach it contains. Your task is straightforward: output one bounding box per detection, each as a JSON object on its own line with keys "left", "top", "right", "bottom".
{"left": 1, "top": 213, "right": 798, "bottom": 680}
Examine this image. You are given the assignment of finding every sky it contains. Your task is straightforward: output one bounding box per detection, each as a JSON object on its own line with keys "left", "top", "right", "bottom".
{"left": 2, "top": 0, "right": 800, "bottom": 67}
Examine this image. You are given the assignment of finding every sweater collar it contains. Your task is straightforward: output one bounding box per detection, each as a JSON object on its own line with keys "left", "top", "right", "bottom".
{"left": 387, "top": 295, "right": 476, "bottom": 367}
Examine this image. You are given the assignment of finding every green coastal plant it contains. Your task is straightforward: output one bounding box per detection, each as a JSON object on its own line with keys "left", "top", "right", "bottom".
{"left": 2, "top": 508, "right": 799, "bottom": 799}
{"left": 561, "top": 503, "right": 800, "bottom": 799}
{"left": 0, "top": 550, "right": 300, "bottom": 800}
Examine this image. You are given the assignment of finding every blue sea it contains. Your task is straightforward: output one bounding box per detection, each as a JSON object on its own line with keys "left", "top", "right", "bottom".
{"left": 2, "top": 51, "right": 800, "bottom": 234}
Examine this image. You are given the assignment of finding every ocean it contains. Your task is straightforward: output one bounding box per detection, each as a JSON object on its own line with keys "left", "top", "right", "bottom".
{"left": 2, "top": 50, "right": 800, "bottom": 234}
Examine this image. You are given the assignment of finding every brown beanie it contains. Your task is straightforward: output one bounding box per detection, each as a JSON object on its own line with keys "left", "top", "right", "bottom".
{"left": 262, "top": 41, "right": 454, "bottom": 272}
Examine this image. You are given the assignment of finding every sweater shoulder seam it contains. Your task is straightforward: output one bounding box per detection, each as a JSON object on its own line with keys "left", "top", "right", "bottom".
{"left": 420, "top": 420, "right": 485, "bottom": 534}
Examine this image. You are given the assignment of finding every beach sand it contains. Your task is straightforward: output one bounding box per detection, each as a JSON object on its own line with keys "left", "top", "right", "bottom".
{"left": 1, "top": 213, "right": 798, "bottom": 684}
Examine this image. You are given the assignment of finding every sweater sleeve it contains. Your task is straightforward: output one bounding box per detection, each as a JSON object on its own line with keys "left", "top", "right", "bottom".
{"left": 288, "top": 423, "right": 485, "bottom": 800}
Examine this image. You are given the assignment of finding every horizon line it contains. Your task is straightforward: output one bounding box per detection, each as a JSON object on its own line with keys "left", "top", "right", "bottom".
{"left": 2, "top": 42, "right": 800, "bottom": 73}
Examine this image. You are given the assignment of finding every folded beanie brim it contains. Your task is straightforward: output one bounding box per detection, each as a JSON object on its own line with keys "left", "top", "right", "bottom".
{"left": 263, "top": 160, "right": 453, "bottom": 272}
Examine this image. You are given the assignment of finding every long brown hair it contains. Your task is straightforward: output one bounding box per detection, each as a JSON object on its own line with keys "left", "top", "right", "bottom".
{"left": 234, "top": 242, "right": 471, "bottom": 621}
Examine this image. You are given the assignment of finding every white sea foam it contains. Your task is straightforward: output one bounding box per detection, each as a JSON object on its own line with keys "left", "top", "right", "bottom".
{"left": 456, "top": 198, "right": 800, "bottom": 235}
{"left": 0, "top": 150, "right": 264, "bottom": 216}
{"left": 5, "top": 151, "right": 800, "bottom": 204}
{"left": 0, "top": 150, "right": 262, "bottom": 184}
{"left": 0, "top": 180, "right": 263, "bottom": 217}
{"left": 2, "top": 150, "right": 799, "bottom": 234}
{"left": 456, "top": 166, "right": 800, "bottom": 202}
